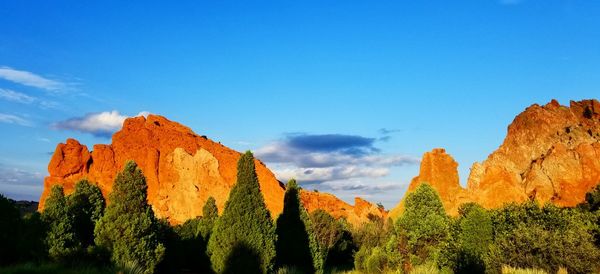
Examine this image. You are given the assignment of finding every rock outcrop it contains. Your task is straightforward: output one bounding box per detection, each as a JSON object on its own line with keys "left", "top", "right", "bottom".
{"left": 40, "top": 114, "right": 385, "bottom": 225}
{"left": 392, "top": 99, "right": 600, "bottom": 217}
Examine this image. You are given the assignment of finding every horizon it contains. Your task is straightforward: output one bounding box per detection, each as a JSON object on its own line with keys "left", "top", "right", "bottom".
{"left": 1, "top": 1, "right": 599, "bottom": 208}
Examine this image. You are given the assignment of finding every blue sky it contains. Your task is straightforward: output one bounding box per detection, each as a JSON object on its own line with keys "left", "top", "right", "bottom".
{"left": 0, "top": 1, "right": 598, "bottom": 207}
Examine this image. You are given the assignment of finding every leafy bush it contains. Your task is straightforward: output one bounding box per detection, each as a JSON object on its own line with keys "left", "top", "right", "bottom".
{"left": 94, "top": 161, "right": 165, "bottom": 274}
{"left": 207, "top": 151, "right": 277, "bottom": 274}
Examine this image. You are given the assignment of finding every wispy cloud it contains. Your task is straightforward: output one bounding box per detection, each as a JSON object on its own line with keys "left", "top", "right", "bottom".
{"left": 52, "top": 110, "right": 150, "bottom": 137}
{"left": 0, "top": 88, "right": 59, "bottom": 109}
{"left": 0, "top": 113, "right": 32, "bottom": 126}
{"left": 256, "top": 133, "right": 418, "bottom": 184}
{"left": 0, "top": 66, "right": 66, "bottom": 91}
{"left": 0, "top": 88, "right": 35, "bottom": 104}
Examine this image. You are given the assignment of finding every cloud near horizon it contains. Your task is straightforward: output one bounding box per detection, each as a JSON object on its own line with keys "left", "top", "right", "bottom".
{"left": 52, "top": 110, "right": 150, "bottom": 137}
{"left": 255, "top": 133, "right": 419, "bottom": 185}
{"left": 0, "top": 67, "right": 67, "bottom": 91}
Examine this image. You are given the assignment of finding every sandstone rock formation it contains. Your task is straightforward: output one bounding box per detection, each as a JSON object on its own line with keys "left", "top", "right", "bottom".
{"left": 40, "top": 114, "right": 385, "bottom": 225}
{"left": 392, "top": 99, "right": 600, "bottom": 218}
{"left": 300, "top": 191, "right": 387, "bottom": 224}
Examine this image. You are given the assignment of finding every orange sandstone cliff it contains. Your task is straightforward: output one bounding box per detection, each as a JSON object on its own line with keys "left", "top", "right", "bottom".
{"left": 391, "top": 99, "right": 600, "bottom": 218}
{"left": 40, "top": 114, "right": 385, "bottom": 225}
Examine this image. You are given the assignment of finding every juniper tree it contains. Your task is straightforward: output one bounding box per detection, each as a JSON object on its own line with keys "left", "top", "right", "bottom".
{"left": 68, "top": 179, "right": 105, "bottom": 248}
{"left": 207, "top": 151, "right": 276, "bottom": 274}
{"left": 94, "top": 161, "right": 165, "bottom": 274}
{"left": 275, "top": 179, "right": 322, "bottom": 273}
{"left": 0, "top": 194, "right": 21, "bottom": 265}
{"left": 396, "top": 183, "right": 450, "bottom": 267}
{"left": 198, "top": 196, "right": 218, "bottom": 240}
{"left": 42, "top": 185, "right": 80, "bottom": 262}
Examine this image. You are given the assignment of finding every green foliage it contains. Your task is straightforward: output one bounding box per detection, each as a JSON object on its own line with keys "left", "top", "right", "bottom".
{"left": 94, "top": 161, "right": 165, "bottom": 274}
{"left": 42, "top": 185, "right": 81, "bottom": 262}
{"left": 455, "top": 203, "right": 492, "bottom": 273}
{"left": 68, "top": 180, "right": 105, "bottom": 248}
{"left": 18, "top": 212, "right": 47, "bottom": 263}
{"left": 310, "top": 209, "right": 343, "bottom": 266}
{"left": 275, "top": 179, "right": 321, "bottom": 273}
{"left": 198, "top": 196, "right": 218, "bottom": 240}
{"left": 396, "top": 183, "right": 450, "bottom": 267}
{"left": 0, "top": 194, "right": 21, "bottom": 265}
{"left": 487, "top": 202, "right": 600, "bottom": 274}
{"left": 159, "top": 217, "right": 212, "bottom": 273}
{"left": 585, "top": 183, "right": 600, "bottom": 211}
{"left": 207, "top": 151, "right": 277, "bottom": 274}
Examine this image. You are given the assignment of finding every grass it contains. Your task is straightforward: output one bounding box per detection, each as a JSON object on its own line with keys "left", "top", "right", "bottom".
{"left": 501, "top": 265, "right": 548, "bottom": 274}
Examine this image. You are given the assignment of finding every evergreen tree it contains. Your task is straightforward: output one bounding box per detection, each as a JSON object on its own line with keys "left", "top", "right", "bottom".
{"left": 456, "top": 203, "right": 492, "bottom": 273}
{"left": 68, "top": 179, "right": 105, "bottom": 248}
{"left": 0, "top": 194, "right": 21, "bottom": 265}
{"left": 310, "top": 209, "right": 344, "bottom": 269}
{"left": 396, "top": 183, "right": 450, "bottom": 267}
{"left": 198, "top": 196, "right": 218, "bottom": 240}
{"left": 207, "top": 151, "right": 276, "bottom": 274}
{"left": 275, "top": 179, "right": 322, "bottom": 273}
{"left": 42, "top": 185, "right": 80, "bottom": 262}
{"left": 94, "top": 161, "right": 165, "bottom": 274}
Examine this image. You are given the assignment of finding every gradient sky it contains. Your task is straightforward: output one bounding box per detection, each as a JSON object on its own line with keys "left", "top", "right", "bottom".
{"left": 0, "top": 1, "right": 598, "bottom": 208}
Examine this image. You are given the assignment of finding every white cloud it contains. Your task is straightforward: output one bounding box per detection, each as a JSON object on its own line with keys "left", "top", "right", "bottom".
{"left": 0, "top": 66, "right": 66, "bottom": 91}
{"left": 53, "top": 110, "right": 150, "bottom": 137}
{"left": 0, "top": 88, "right": 35, "bottom": 104}
{"left": 0, "top": 113, "right": 32, "bottom": 126}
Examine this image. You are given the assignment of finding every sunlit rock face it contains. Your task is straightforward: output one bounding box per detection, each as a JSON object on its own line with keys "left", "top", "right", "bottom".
{"left": 41, "top": 114, "right": 384, "bottom": 225}
{"left": 391, "top": 99, "right": 600, "bottom": 218}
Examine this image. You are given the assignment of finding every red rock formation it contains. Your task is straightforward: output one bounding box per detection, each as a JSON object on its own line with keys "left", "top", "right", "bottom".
{"left": 300, "top": 191, "right": 387, "bottom": 224}
{"left": 40, "top": 114, "right": 384, "bottom": 225}
{"left": 392, "top": 99, "right": 600, "bottom": 217}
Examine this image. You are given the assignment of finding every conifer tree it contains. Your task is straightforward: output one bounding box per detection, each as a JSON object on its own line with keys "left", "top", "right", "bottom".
{"left": 207, "top": 151, "right": 276, "bottom": 274}
{"left": 0, "top": 194, "right": 21, "bottom": 265}
{"left": 198, "top": 196, "right": 218, "bottom": 240}
{"left": 275, "top": 179, "right": 322, "bottom": 273}
{"left": 68, "top": 179, "right": 105, "bottom": 248}
{"left": 396, "top": 183, "right": 450, "bottom": 266}
{"left": 94, "top": 161, "right": 165, "bottom": 274}
{"left": 42, "top": 185, "right": 80, "bottom": 262}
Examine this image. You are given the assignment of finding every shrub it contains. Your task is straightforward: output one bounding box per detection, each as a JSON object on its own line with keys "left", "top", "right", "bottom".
{"left": 94, "top": 161, "right": 165, "bottom": 274}
{"left": 207, "top": 151, "right": 277, "bottom": 274}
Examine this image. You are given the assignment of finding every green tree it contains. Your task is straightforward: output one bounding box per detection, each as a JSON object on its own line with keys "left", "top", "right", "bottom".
{"left": 309, "top": 209, "right": 346, "bottom": 269}
{"left": 395, "top": 183, "right": 450, "bottom": 267}
{"left": 68, "top": 179, "right": 105, "bottom": 248}
{"left": 207, "top": 151, "right": 276, "bottom": 274}
{"left": 198, "top": 196, "right": 218, "bottom": 240}
{"left": 455, "top": 203, "right": 492, "bottom": 273}
{"left": 0, "top": 194, "right": 21, "bottom": 265}
{"left": 94, "top": 161, "right": 165, "bottom": 274}
{"left": 585, "top": 183, "right": 600, "bottom": 212}
{"left": 487, "top": 202, "right": 600, "bottom": 273}
{"left": 42, "top": 185, "right": 80, "bottom": 262}
{"left": 275, "top": 179, "right": 321, "bottom": 273}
